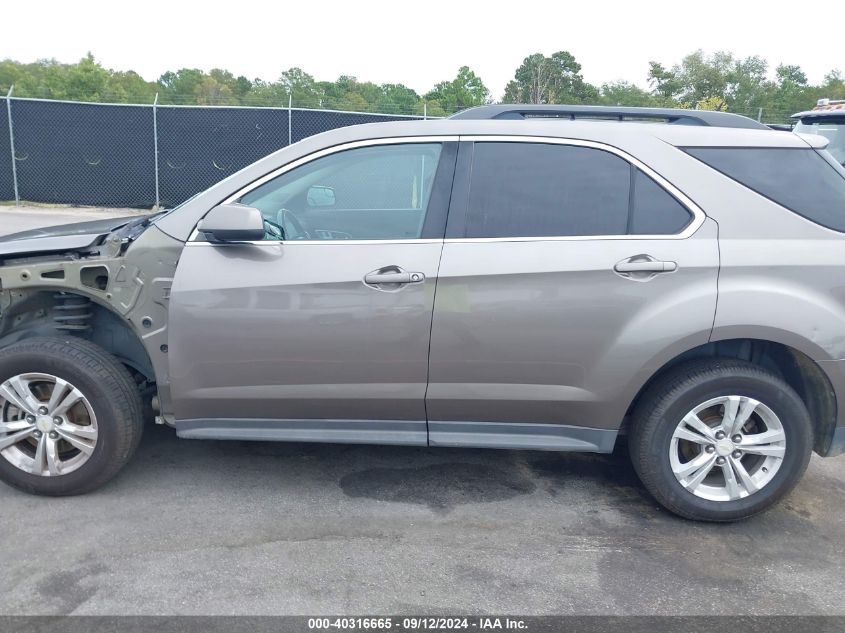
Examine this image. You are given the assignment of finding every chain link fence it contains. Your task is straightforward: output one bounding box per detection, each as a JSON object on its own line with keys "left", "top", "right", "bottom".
{"left": 733, "top": 107, "right": 799, "bottom": 126}
{"left": 0, "top": 96, "right": 427, "bottom": 209}
{"left": 0, "top": 99, "right": 15, "bottom": 203}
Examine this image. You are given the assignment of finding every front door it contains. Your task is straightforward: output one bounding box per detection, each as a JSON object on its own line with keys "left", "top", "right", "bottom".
{"left": 169, "top": 140, "right": 457, "bottom": 444}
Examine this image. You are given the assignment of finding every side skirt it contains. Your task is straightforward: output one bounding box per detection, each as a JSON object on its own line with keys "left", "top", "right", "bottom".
{"left": 176, "top": 418, "right": 618, "bottom": 453}
{"left": 429, "top": 421, "right": 617, "bottom": 453}
{"left": 176, "top": 419, "right": 428, "bottom": 445}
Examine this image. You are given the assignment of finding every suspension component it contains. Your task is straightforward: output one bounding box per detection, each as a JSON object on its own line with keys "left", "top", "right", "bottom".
{"left": 53, "top": 293, "right": 93, "bottom": 332}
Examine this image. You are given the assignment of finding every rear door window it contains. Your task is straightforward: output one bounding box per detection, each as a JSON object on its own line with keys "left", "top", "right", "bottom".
{"left": 464, "top": 141, "right": 692, "bottom": 238}
{"left": 465, "top": 142, "right": 631, "bottom": 238}
{"left": 684, "top": 147, "right": 845, "bottom": 232}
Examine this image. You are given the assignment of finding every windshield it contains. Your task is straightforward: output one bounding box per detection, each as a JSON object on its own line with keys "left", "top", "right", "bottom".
{"left": 795, "top": 118, "right": 845, "bottom": 165}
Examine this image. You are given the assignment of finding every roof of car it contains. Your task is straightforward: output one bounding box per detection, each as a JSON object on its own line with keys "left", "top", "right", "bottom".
{"left": 793, "top": 108, "right": 845, "bottom": 120}
{"left": 306, "top": 118, "right": 811, "bottom": 149}
{"left": 793, "top": 99, "right": 845, "bottom": 120}
{"left": 450, "top": 104, "right": 768, "bottom": 129}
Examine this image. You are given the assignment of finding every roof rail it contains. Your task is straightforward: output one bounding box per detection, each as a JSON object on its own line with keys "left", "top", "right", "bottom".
{"left": 449, "top": 104, "right": 768, "bottom": 129}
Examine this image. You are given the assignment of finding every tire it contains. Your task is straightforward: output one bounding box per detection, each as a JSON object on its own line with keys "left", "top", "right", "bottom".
{"left": 629, "top": 358, "right": 812, "bottom": 522}
{"left": 0, "top": 336, "right": 144, "bottom": 495}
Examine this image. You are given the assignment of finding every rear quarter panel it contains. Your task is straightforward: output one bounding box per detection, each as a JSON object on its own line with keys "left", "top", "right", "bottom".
{"left": 672, "top": 154, "right": 845, "bottom": 361}
{"left": 665, "top": 147, "right": 845, "bottom": 443}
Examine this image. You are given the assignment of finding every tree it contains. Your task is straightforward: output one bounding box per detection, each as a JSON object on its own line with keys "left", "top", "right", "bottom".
{"left": 246, "top": 78, "right": 289, "bottom": 107}
{"left": 194, "top": 76, "right": 236, "bottom": 105}
{"left": 647, "top": 50, "right": 790, "bottom": 118}
{"left": 696, "top": 95, "right": 728, "bottom": 111}
{"left": 821, "top": 70, "right": 845, "bottom": 99}
{"left": 0, "top": 50, "right": 842, "bottom": 124}
{"left": 764, "top": 64, "right": 812, "bottom": 121}
{"left": 377, "top": 83, "right": 421, "bottom": 114}
{"left": 277, "top": 67, "right": 321, "bottom": 106}
{"left": 106, "top": 70, "right": 157, "bottom": 103}
{"left": 424, "top": 66, "right": 489, "bottom": 113}
{"left": 725, "top": 55, "right": 768, "bottom": 114}
{"left": 598, "top": 81, "right": 659, "bottom": 107}
{"left": 157, "top": 68, "right": 206, "bottom": 104}
{"left": 0, "top": 60, "right": 23, "bottom": 95}
{"left": 647, "top": 61, "right": 682, "bottom": 101}
{"left": 503, "top": 52, "right": 597, "bottom": 104}
{"left": 777, "top": 64, "right": 807, "bottom": 88}
{"left": 63, "top": 53, "right": 110, "bottom": 101}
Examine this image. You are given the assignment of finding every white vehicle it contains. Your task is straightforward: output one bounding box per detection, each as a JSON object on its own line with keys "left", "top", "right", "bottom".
{"left": 793, "top": 99, "right": 845, "bottom": 165}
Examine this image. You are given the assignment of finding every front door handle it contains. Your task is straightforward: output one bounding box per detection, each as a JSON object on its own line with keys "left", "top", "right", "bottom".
{"left": 364, "top": 268, "right": 425, "bottom": 286}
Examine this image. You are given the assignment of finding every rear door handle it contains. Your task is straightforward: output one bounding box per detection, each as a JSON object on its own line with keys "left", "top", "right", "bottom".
{"left": 613, "top": 255, "right": 678, "bottom": 281}
{"left": 364, "top": 269, "right": 425, "bottom": 286}
{"left": 614, "top": 260, "right": 677, "bottom": 273}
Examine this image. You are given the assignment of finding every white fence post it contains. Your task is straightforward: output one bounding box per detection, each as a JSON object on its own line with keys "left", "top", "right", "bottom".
{"left": 152, "top": 93, "right": 161, "bottom": 209}
{"left": 288, "top": 93, "right": 293, "bottom": 146}
{"left": 5, "top": 86, "right": 20, "bottom": 205}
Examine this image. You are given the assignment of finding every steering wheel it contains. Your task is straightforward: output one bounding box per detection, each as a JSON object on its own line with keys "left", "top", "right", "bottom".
{"left": 275, "top": 208, "right": 310, "bottom": 240}
{"left": 262, "top": 217, "right": 285, "bottom": 239}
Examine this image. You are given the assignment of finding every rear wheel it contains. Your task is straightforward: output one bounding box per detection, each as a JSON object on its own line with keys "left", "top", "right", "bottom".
{"left": 629, "top": 359, "right": 812, "bottom": 521}
{"left": 0, "top": 337, "right": 144, "bottom": 495}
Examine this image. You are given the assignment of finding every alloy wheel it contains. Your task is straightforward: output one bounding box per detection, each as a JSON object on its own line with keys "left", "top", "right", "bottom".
{"left": 0, "top": 372, "right": 98, "bottom": 477}
{"left": 669, "top": 395, "right": 786, "bottom": 501}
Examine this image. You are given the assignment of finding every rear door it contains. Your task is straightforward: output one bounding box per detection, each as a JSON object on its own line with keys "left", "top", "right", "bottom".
{"left": 426, "top": 138, "right": 719, "bottom": 450}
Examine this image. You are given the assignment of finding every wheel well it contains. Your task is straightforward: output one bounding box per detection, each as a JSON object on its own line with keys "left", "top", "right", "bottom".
{"left": 0, "top": 289, "right": 155, "bottom": 382}
{"left": 627, "top": 339, "right": 837, "bottom": 455}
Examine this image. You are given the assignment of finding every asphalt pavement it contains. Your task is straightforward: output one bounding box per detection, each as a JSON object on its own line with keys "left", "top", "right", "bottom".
{"left": 0, "top": 207, "right": 844, "bottom": 616}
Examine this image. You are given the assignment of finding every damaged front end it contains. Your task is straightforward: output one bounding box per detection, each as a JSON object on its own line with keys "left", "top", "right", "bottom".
{"left": 0, "top": 214, "right": 183, "bottom": 425}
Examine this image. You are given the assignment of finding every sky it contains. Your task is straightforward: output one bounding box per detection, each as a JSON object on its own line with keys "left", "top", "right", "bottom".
{"left": 2, "top": 0, "right": 839, "bottom": 99}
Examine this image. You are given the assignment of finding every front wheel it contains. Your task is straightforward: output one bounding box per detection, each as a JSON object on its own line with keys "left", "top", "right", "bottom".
{"left": 0, "top": 337, "right": 144, "bottom": 495}
{"left": 629, "top": 359, "right": 812, "bottom": 522}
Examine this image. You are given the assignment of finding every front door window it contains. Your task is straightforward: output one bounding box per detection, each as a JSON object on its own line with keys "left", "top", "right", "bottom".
{"left": 238, "top": 143, "right": 443, "bottom": 241}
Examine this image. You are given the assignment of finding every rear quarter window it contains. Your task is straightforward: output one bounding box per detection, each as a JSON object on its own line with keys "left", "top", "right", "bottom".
{"left": 684, "top": 147, "right": 845, "bottom": 232}
{"left": 629, "top": 169, "right": 692, "bottom": 235}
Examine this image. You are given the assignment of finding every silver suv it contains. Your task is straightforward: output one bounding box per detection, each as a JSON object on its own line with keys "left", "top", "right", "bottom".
{"left": 1, "top": 105, "right": 844, "bottom": 522}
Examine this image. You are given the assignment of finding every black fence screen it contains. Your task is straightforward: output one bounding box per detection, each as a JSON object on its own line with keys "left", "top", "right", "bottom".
{"left": 0, "top": 98, "right": 423, "bottom": 209}
{"left": 10, "top": 100, "right": 156, "bottom": 207}
{"left": 157, "top": 106, "right": 290, "bottom": 208}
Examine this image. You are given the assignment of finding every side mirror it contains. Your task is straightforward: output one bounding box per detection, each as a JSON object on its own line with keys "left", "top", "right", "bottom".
{"left": 307, "top": 185, "right": 336, "bottom": 208}
{"left": 198, "top": 204, "right": 265, "bottom": 242}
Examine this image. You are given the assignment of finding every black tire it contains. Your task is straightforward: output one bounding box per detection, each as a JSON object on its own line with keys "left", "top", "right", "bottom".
{"left": 0, "top": 336, "right": 144, "bottom": 495}
{"left": 629, "top": 358, "right": 812, "bottom": 522}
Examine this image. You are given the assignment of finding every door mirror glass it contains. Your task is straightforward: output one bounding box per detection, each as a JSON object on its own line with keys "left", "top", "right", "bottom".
{"left": 306, "top": 185, "right": 336, "bottom": 208}
{"left": 198, "top": 204, "right": 265, "bottom": 242}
